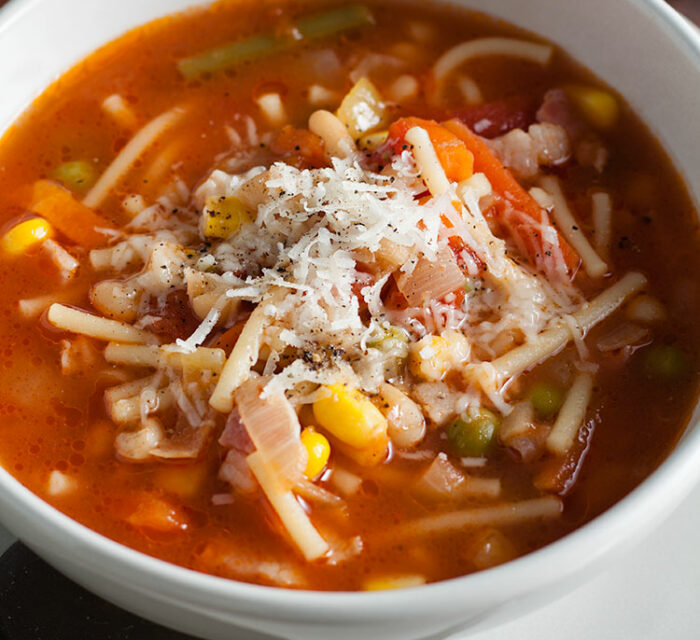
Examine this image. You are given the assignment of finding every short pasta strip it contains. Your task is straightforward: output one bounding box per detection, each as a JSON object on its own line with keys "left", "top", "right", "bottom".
{"left": 433, "top": 37, "right": 553, "bottom": 84}
{"left": 405, "top": 126, "right": 450, "bottom": 196}
{"left": 83, "top": 106, "right": 186, "bottom": 209}
{"left": 104, "top": 374, "right": 163, "bottom": 404}
{"left": 540, "top": 175, "right": 608, "bottom": 278}
{"left": 109, "top": 388, "right": 174, "bottom": 424}
{"left": 101, "top": 94, "right": 139, "bottom": 130}
{"left": 247, "top": 450, "right": 330, "bottom": 561}
{"left": 209, "top": 290, "right": 282, "bottom": 413}
{"left": 546, "top": 372, "right": 594, "bottom": 455}
{"left": 377, "top": 496, "right": 562, "bottom": 542}
{"left": 308, "top": 109, "right": 355, "bottom": 158}
{"left": 591, "top": 191, "right": 612, "bottom": 256}
{"left": 105, "top": 343, "right": 226, "bottom": 372}
{"left": 48, "top": 304, "right": 157, "bottom": 344}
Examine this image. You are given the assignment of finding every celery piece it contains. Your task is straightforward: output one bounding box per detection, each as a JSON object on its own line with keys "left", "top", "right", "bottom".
{"left": 296, "top": 4, "right": 374, "bottom": 40}
{"left": 178, "top": 34, "right": 285, "bottom": 80}
{"left": 178, "top": 4, "right": 374, "bottom": 80}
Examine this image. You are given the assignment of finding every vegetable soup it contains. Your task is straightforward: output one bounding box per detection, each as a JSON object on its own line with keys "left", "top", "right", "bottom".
{"left": 0, "top": 0, "right": 698, "bottom": 591}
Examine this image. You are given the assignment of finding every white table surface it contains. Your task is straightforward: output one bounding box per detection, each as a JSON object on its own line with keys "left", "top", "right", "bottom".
{"left": 2, "top": 483, "right": 700, "bottom": 640}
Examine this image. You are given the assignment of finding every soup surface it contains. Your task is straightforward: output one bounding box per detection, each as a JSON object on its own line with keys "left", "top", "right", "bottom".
{"left": 0, "top": 0, "right": 698, "bottom": 591}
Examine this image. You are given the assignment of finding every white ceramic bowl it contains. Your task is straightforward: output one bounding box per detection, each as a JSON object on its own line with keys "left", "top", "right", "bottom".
{"left": 0, "top": 1, "right": 698, "bottom": 639}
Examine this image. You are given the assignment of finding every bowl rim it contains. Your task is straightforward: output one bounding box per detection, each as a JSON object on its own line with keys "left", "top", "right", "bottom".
{"left": 0, "top": 0, "right": 698, "bottom": 624}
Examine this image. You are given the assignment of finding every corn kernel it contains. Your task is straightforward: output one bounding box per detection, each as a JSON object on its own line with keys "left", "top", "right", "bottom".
{"left": 300, "top": 427, "right": 331, "bottom": 479}
{"left": 1, "top": 217, "right": 53, "bottom": 255}
{"left": 363, "top": 574, "right": 426, "bottom": 590}
{"left": 336, "top": 77, "right": 388, "bottom": 139}
{"left": 409, "top": 330, "right": 470, "bottom": 381}
{"left": 357, "top": 130, "right": 389, "bottom": 152}
{"left": 313, "top": 384, "right": 389, "bottom": 453}
{"left": 564, "top": 85, "right": 619, "bottom": 130}
{"left": 202, "top": 195, "right": 252, "bottom": 239}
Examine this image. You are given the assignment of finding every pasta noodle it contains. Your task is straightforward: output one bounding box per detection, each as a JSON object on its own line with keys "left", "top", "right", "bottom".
{"left": 47, "top": 303, "right": 157, "bottom": 344}
{"left": 591, "top": 191, "right": 613, "bottom": 256}
{"left": 104, "top": 343, "right": 226, "bottom": 371}
{"left": 546, "top": 372, "right": 595, "bottom": 455}
{"left": 83, "top": 106, "right": 186, "bottom": 208}
{"left": 308, "top": 109, "right": 356, "bottom": 158}
{"left": 209, "top": 290, "right": 282, "bottom": 412}
{"left": 540, "top": 175, "right": 608, "bottom": 278}
{"left": 377, "top": 496, "right": 562, "bottom": 542}
{"left": 247, "top": 451, "right": 330, "bottom": 561}
{"left": 109, "top": 387, "right": 174, "bottom": 424}
{"left": 404, "top": 126, "right": 450, "bottom": 196}
{"left": 433, "top": 37, "right": 553, "bottom": 84}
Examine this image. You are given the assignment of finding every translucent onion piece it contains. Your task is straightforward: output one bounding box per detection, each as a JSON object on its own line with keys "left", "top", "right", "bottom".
{"left": 235, "top": 377, "right": 307, "bottom": 484}
{"left": 596, "top": 323, "right": 650, "bottom": 352}
{"left": 396, "top": 248, "right": 466, "bottom": 306}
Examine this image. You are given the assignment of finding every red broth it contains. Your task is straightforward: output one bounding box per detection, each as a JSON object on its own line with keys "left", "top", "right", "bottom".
{"left": 0, "top": 0, "right": 697, "bottom": 590}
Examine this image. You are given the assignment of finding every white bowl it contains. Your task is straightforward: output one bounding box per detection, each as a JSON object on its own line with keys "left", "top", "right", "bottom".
{"left": 0, "top": 1, "right": 698, "bottom": 639}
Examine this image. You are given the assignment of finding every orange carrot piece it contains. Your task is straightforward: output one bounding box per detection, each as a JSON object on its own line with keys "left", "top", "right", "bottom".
{"left": 210, "top": 317, "right": 248, "bottom": 355}
{"left": 443, "top": 120, "right": 544, "bottom": 216}
{"left": 126, "top": 493, "right": 189, "bottom": 533}
{"left": 388, "top": 117, "right": 474, "bottom": 183}
{"left": 31, "top": 180, "right": 116, "bottom": 249}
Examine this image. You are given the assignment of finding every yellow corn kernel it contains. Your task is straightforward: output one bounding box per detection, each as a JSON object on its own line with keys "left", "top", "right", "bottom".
{"left": 564, "top": 85, "right": 619, "bottom": 130}
{"left": 202, "top": 195, "right": 252, "bottom": 239}
{"left": 1, "top": 217, "right": 53, "bottom": 255}
{"left": 363, "top": 574, "right": 426, "bottom": 591}
{"left": 409, "top": 330, "right": 470, "bottom": 381}
{"left": 336, "top": 77, "right": 388, "bottom": 140}
{"left": 357, "top": 130, "right": 389, "bottom": 152}
{"left": 313, "top": 384, "right": 389, "bottom": 452}
{"left": 300, "top": 427, "right": 331, "bottom": 479}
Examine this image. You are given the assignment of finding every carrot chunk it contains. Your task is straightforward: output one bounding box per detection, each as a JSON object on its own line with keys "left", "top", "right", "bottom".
{"left": 126, "top": 493, "right": 189, "bottom": 533}
{"left": 388, "top": 117, "right": 474, "bottom": 183}
{"left": 30, "top": 180, "right": 116, "bottom": 249}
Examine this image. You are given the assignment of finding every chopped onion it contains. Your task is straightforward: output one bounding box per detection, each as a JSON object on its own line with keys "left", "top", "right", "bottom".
{"left": 414, "top": 453, "right": 465, "bottom": 500}
{"left": 235, "top": 376, "right": 307, "bottom": 484}
{"left": 596, "top": 323, "right": 650, "bottom": 353}
{"left": 396, "top": 248, "right": 466, "bottom": 306}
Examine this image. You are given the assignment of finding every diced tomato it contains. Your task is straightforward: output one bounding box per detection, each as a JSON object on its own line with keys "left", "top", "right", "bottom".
{"left": 448, "top": 235, "right": 485, "bottom": 273}
{"left": 387, "top": 117, "right": 474, "bottom": 183}
{"left": 209, "top": 315, "right": 249, "bottom": 354}
{"left": 271, "top": 126, "right": 328, "bottom": 169}
{"left": 147, "top": 289, "right": 201, "bottom": 342}
{"left": 449, "top": 95, "right": 537, "bottom": 139}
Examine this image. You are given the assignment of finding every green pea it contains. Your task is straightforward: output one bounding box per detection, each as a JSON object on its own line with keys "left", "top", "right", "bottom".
{"left": 527, "top": 382, "right": 564, "bottom": 418}
{"left": 644, "top": 345, "right": 687, "bottom": 380}
{"left": 447, "top": 408, "right": 500, "bottom": 457}
{"left": 52, "top": 160, "right": 97, "bottom": 192}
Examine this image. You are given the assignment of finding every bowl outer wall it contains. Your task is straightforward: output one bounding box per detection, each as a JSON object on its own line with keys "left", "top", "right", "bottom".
{"left": 0, "top": 1, "right": 698, "bottom": 639}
